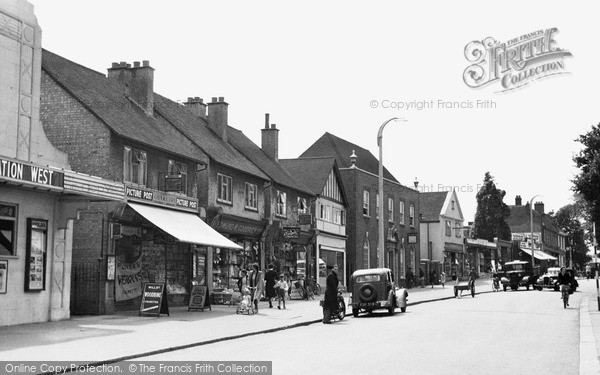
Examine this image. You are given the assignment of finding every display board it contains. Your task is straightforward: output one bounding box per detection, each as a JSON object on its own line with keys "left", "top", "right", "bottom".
{"left": 139, "top": 282, "right": 169, "bottom": 317}
{"left": 188, "top": 285, "right": 211, "bottom": 311}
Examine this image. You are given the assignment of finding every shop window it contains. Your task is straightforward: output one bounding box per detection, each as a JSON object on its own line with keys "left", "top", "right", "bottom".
{"left": 297, "top": 197, "right": 308, "bottom": 214}
{"left": 363, "top": 190, "right": 369, "bottom": 216}
{"left": 276, "top": 190, "right": 287, "bottom": 216}
{"left": 217, "top": 173, "right": 232, "bottom": 204}
{"left": 123, "top": 146, "right": 147, "bottom": 186}
{"left": 245, "top": 182, "right": 258, "bottom": 210}
{"left": 388, "top": 197, "right": 394, "bottom": 222}
{"left": 399, "top": 201, "right": 405, "bottom": 225}
{"left": 0, "top": 203, "right": 17, "bottom": 256}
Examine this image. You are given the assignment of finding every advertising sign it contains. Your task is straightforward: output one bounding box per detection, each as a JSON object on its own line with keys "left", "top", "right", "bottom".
{"left": 139, "top": 282, "right": 169, "bottom": 317}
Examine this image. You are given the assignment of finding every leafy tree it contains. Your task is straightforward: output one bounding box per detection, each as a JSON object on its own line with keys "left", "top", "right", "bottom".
{"left": 573, "top": 124, "right": 600, "bottom": 245}
{"left": 472, "top": 172, "right": 511, "bottom": 242}
{"left": 551, "top": 202, "right": 591, "bottom": 269}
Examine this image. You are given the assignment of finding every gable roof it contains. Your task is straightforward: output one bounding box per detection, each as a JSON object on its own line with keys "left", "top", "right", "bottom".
{"left": 507, "top": 204, "right": 563, "bottom": 234}
{"left": 225, "top": 126, "right": 312, "bottom": 194}
{"left": 279, "top": 156, "right": 348, "bottom": 206}
{"left": 419, "top": 191, "right": 448, "bottom": 222}
{"left": 299, "top": 132, "right": 399, "bottom": 183}
{"left": 439, "top": 189, "right": 465, "bottom": 221}
{"left": 42, "top": 49, "right": 268, "bottom": 180}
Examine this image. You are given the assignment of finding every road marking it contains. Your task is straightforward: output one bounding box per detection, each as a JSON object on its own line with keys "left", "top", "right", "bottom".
{"left": 580, "top": 295, "right": 600, "bottom": 375}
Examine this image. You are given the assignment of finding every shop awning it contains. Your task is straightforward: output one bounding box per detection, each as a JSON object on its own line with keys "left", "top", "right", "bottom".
{"left": 128, "top": 203, "right": 242, "bottom": 249}
{"left": 522, "top": 249, "right": 557, "bottom": 261}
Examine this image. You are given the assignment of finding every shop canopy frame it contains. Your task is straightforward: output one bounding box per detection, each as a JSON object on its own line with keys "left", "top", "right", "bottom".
{"left": 128, "top": 202, "right": 242, "bottom": 249}
{"left": 522, "top": 249, "right": 558, "bottom": 261}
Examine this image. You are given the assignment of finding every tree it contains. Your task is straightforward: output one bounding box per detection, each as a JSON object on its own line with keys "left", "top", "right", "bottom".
{"left": 472, "top": 172, "right": 511, "bottom": 242}
{"left": 573, "top": 123, "right": 600, "bottom": 246}
{"left": 551, "top": 202, "right": 591, "bottom": 269}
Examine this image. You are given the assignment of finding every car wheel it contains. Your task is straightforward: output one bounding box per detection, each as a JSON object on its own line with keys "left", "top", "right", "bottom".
{"left": 503, "top": 285, "right": 507, "bottom": 292}
{"left": 526, "top": 284, "right": 530, "bottom": 290}
{"left": 400, "top": 307, "right": 406, "bottom": 313}
{"left": 511, "top": 285, "right": 518, "bottom": 291}
{"left": 352, "top": 308, "right": 359, "bottom": 317}
{"left": 358, "top": 284, "right": 377, "bottom": 302}
{"left": 536, "top": 286, "right": 543, "bottom": 291}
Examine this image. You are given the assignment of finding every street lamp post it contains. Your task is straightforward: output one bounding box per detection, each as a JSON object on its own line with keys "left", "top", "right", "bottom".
{"left": 377, "top": 117, "right": 407, "bottom": 268}
{"left": 529, "top": 195, "right": 542, "bottom": 270}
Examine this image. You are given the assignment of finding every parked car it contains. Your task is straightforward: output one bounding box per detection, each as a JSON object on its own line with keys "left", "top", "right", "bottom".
{"left": 498, "top": 260, "right": 539, "bottom": 291}
{"left": 349, "top": 268, "right": 406, "bottom": 317}
{"left": 535, "top": 267, "right": 579, "bottom": 293}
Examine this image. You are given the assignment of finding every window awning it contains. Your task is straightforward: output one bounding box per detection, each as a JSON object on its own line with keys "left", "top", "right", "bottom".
{"left": 523, "top": 249, "right": 557, "bottom": 261}
{"left": 128, "top": 202, "right": 242, "bottom": 249}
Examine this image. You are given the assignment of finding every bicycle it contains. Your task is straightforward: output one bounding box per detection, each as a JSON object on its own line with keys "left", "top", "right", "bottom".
{"left": 560, "top": 283, "right": 571, "bottom": 309}
{"left": 307, "top": 277, "right": 321, "bottom": 296}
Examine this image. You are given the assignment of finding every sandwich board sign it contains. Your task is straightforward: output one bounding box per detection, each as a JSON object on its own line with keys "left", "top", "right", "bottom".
{"left": 139, "top": 282, "right": 169, "bottom": 317}
{"left": 188, "top": 285, "right": 211, "bottom": 311}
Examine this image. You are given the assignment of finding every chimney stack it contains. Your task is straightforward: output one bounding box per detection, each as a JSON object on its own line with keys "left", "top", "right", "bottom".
{"left": 261, "top": 113, "right": 279, "bottom": 161}
{"left": 534, "top": 201, "right": 545, "bottom": 214}
{"left": 207, "top": 97, "right": 228, "bottom": 142}
{"left": 184, "top": 97, "right": 207, "bottom": 120}
{"left": 515, "top": 195, "right": 522, "bottom": 206}
{"left": 107, "top": 60, "right": 155, "bottom": 116}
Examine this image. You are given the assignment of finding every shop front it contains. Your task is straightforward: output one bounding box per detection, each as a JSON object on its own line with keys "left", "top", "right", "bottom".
{"left": 465, "top": 238, "right": 496, "bottom": 276}
{"left": 443, "top": 242, "right": 465, "bottom": 279}
{"left": 110, "top": 186, "right": 241, "bottom": 312}
{"left": 209, "top": 214, "right": 267, "bottom": 293}
{"left": 269, "top": 226, "right": 315, "bottom": 283}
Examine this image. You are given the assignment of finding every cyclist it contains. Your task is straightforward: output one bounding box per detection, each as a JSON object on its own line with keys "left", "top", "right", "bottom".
{"left": 557, "top": 266, "right": 572, "bottom": 307}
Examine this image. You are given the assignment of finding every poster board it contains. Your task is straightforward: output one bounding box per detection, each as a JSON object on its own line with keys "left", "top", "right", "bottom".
{"left": 139, "top": 282, "right": 169, "bottom": 317}
{"left": 188, "top": 285, "right": 211, "bottom": 311}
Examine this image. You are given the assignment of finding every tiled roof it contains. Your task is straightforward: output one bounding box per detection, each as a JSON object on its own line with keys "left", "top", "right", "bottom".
{"left": 153, "top": 96, "right": 268, "bottom": 180}
{"left": 226, "top": 126, "right": 312, "bottom": 194}
{"left": 299, "top": 132, "right": 399, "bottom": 183}
{"left": 41, "top": 49, "right": 206, "bottom": 162}
{"left": 279, "top": 157, "right": 341, "bottom": 198}
{"left": 419, "top": 191, "right": 448, "bottom": 222}
{"left": 507, "top": 205, "right": 563, "bottom": 234}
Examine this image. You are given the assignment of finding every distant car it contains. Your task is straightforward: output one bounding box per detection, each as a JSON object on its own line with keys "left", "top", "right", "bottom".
{"left": 349, "top": 268, "right": 406, "bottom": 317}
{"left": 498, "top": 260, "right": 539, "bottom": 291}
{"left": 536, "top": 267, "right": 579, "bottom": 293}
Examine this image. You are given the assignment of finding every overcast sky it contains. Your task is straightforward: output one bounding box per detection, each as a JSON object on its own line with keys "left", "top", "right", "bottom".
{"left": 28, "top": 0, "right": 600, "bottom": 222}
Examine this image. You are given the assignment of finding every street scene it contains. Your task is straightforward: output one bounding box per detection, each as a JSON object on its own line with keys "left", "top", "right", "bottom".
{"left": 2, "top": 0, "right": 600, "bottom": 374}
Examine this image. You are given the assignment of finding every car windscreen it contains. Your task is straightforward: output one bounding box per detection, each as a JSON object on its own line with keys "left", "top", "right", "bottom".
{"left": 356, "top": 274, "right": 381, "bottom": 283}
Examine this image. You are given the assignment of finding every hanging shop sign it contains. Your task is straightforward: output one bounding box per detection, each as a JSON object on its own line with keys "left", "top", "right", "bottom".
{"left": 125, "top": 184, "right": 198, "bottom": 212}
{"left": 0, "top": 157, "right": 64, "bottom": 189}
{"left": 282, "top": 227, "right": 300, "bottom": 240}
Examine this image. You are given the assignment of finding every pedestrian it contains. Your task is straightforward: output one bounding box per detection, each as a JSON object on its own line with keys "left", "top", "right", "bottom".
{"left": 274, "top": 274, "right": 288, "bottom": 309}
{"left": 248, "top": 263, "right": 264, "bottom": 313}
{"left": 419, "top": 267, "right": 425, "bottom": 288}
{"left": 264, "top": 264, "right": 278, "bottom": 308}
{"left": 237, "top": 269, "right": 248, "bottom": 292}
{"left": 451, "top": 271, "right": 457, "bottom": 281}
{"left": 322, "top": 264, "right": 339, "bottom": 324}
{"left": 406, "top": 267, "right": 414, "bottom": 289}
{"left": 440, "top": 271, "right": 446, "bottom": 288}
{"left": 429, "top": 269, "right": 436, "bottom": 289}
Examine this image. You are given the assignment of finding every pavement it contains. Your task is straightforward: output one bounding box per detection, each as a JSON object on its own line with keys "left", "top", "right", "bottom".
{"left": 1, "top": 278, "right": 600, "bottom": 374}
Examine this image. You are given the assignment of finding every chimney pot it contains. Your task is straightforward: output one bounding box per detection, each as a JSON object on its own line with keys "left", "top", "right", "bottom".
{"left": 211, "top": 97, "right": 218, "bottom": 103}
{"left": 126, "top": 63, "right": 131, "bottom": 68}
{"left": 271, "top": 124, "right": 276, "bottom": 129}
{"left": 515, "top": 195, "right": 522, "bottom": 206}
{"left": 218, "top": 96, "right": 225, "bottom": 102}
{"left": 194, "top": 96, "right": 201, "bottom": 101}
{"left": 142, "top": 60, "right": 150, "bottom": 67}
{"left": 133, "top": 61, "right": 141, "bottom": 68}
{"left": 187, "top": 97, "right": 193, "bottom": 102}
{"left": 111, "top": 62, "right": 119, "bottom": 68}
{"left": 119, "top": 61, "right": 126, "bottom": 66}
{"left": 265, "top": 113, "right": 270, "bottom": 129}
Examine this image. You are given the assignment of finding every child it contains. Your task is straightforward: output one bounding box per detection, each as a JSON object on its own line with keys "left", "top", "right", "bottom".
{"left": 440, "top": 271, "right": 446, "bottom": 288}
{"left": 274, "top": 274, "right": 288, "bottom": 309}
{"left": 240, "top": 288, "right": 252, "bottom": 311}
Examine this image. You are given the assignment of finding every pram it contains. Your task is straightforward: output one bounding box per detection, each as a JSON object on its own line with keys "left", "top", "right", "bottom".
{"left": 235, "top": 288, "right": 257, "bottom": 315}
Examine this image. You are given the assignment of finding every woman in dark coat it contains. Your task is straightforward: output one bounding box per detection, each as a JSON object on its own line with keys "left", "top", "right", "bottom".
{"left": 264, "top": 264, "right": 278, "bottom": 308}
{"left": 322, "top": 265, "right": 339, "bottom": 324}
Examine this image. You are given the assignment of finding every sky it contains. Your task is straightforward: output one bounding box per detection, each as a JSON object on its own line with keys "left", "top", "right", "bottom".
{"left": 27, "top": 0, "right": 600, "bottom": 222}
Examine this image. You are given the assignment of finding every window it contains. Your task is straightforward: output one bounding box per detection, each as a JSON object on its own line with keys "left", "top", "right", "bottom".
{"left": 446, "top": 220, "right": 452, "bottom": 236}
{"left": 363, "top": 190, "right": 370, "bottom": 216}
{"left": 0, "top": 204, "right": 17, "bottom": 256}
{"left": 399, "top": 201, "right": 405, "bottom": 225}
{"left": 217, "top": 173, "right": 232, "bottom": 204}
{"left": 455, "top": 221, "right": 462, "bottom": 238}
{"left": 409, "top": 204, "right": 415, "bottom": 227}
{"left": 333, "top": 208, "right": 346, "bottom": 226}
{"left": 388, "top": 197, "right": 394, "bottom": 222}
{"left": 245, "top": 182, "right": 258, "bottom": 210}
{"left": 320, "top": 204, "right": 331, "bottom": 222}
{"left": 167, "top": 159, "right": 188, "bottom": 194}
{"left": 276, "top": 191, "right": 287, "bottom": 216}
{"left": 297, "top": 197, "right": 308, "bottom": 214}
{"left": 123, "top": 146, "right": 147, "bottom": 186}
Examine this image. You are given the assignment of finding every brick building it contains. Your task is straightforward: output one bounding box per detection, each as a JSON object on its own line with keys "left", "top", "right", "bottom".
{"left": 299, "top": 133, "right": 420, "bottom": 287}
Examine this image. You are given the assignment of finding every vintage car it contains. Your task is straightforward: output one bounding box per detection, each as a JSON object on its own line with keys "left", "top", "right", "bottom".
{"left": 349, "top": 268, "right": 407, "bottom": 317}
{"left": 536, "top": 267, "right": 579, "bottom": 293}
{"left": 498, "top": 260, "right": 539, "bottom": 291}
